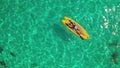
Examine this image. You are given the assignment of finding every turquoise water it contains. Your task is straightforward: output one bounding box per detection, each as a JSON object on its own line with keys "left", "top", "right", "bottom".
{"left": 0, "top": 0, "right": 120, "bottom": 68}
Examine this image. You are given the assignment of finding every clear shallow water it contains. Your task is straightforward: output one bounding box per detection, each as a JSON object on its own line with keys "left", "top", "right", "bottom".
{"left": 0, "top": 0, "right": 120, "bottom": 68}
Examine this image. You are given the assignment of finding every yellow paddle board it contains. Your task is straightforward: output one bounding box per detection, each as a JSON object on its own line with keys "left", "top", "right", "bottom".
{"left": 62, "top": 16, "right": 89, "bottom": 40}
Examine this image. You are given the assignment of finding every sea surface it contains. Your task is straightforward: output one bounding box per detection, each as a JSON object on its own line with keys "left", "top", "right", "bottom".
{"left": 0, "top": 0, "right": 120, "bottom": 68}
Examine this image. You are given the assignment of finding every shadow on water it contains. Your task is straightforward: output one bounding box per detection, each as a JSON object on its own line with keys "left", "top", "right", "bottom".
{"left": 108, "top": 39, "right": 119, "bottom": 47}
{"left": 111, "top": 51, "right": 118, "bottom": 64}
{"left": 53, "top": 24, "right": 73, "bottom": 41}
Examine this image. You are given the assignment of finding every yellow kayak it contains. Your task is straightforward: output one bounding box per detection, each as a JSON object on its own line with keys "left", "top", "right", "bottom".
{"left": 62, "top": 16, "right": 89, "bottom": 40}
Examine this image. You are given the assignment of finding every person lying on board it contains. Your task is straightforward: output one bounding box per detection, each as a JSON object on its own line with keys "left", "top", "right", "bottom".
{"left": 66, "top": 20, "right": 83, "bottom": 37}
{"left": 66, "top": 20, "right": 75, "bottom": 29}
